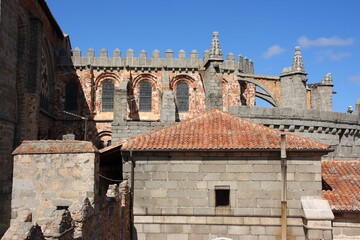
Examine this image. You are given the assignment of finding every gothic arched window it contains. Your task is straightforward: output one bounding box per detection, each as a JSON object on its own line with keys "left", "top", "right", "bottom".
{"left": 102, "top": 80, "right": 114, "bottom": 112}
{"left": 176, "top": 82, "right": 189, "bottom": 112}
{"left": 139, "top": 81, "right": 152, "bottom": 112}
{"left": 65, "top": 81, "right": 78, "bottom": 111}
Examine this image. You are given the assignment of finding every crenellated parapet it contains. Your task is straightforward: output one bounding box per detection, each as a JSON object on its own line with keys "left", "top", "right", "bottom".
{"left": 57, "top": 47, "right": 254, "bottom": 74}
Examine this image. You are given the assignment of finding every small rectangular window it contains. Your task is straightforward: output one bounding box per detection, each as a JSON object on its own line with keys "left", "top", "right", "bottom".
{"left": 215, "top": 186, "right": 230, "bottom": 207}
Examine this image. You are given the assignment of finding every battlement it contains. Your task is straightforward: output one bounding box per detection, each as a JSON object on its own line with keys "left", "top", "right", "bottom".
{"left": 57, "top": 48, "right": 254, "bottom": 73}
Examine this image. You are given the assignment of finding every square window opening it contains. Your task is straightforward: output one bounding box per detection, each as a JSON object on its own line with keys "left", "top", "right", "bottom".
{"left": 215, "top": 187, "right": 230, "bottom": 207}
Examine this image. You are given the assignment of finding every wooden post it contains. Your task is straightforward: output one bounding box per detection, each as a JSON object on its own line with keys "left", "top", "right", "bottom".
{"left": 281, "top": 134, "right": 287, "bottom": 240}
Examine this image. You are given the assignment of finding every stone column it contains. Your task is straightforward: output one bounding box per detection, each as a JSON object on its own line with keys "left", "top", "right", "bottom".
{"left": 112, "top": 80, "right": 129, "bottom": 142}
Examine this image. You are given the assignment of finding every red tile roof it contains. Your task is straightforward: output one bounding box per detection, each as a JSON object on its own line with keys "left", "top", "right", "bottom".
{"left": 322, "top": 160, "right": 360, "bottom": 212}
{"left": 121, "top": 109, "right": 332, "bottom": 152}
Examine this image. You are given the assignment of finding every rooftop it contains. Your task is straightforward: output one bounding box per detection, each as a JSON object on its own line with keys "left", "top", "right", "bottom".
{"left": 121, "top": 109, "right": 332, "bottom": 152}
{"left": 322, "top": 160, "right": 360, "bottom": 212}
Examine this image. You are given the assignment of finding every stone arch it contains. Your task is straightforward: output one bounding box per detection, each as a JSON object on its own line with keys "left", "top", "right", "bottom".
{"left": 129, "top": 73, "right": 160, "bottom": 120}
{"left": 96, "top": 130, "right": 112, "bottom": 149}
{"left": 169, "top": 74, "right": 196, "bottom": 90}
{"left": 94, "top": 72, "right": 121, "bottom": 90}
{"left": 132, "top": 73, "right": 159, "bottom": 89}
{"left": 238, "top": 78, "right": 278, "bottom": 107}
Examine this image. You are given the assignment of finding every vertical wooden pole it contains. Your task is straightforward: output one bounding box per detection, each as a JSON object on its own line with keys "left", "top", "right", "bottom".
{"left": 281, "top": 134, "right": 287, "bottom": 240}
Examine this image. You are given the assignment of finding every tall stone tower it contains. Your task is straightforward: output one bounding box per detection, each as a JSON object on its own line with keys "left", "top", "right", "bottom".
{"left": 280, "top": 46, "right": 307, "bottom": 109}
{"left": 203, "top": 32, "right": 224, "bottom": 111}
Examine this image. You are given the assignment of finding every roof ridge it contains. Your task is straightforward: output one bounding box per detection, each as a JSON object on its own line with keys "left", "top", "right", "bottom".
{"left": 121, "top": 109, "right": 332, "bottom": 151}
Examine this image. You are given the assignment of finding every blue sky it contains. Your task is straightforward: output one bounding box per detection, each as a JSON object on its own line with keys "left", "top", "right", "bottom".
{"left": 47, "top": 0, "right": 360, "bottom": 113}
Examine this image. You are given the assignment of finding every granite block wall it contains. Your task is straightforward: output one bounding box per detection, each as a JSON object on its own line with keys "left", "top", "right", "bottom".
{"left": 130, "top": 151, "right": 324, "bottom": 239}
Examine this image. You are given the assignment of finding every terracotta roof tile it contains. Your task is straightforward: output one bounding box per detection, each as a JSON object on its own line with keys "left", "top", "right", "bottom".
{"left": 122, "top": 109, "right": 332, "bottom": 152}
{"left": 322, "top": 160, "right": 360, "bottom": 212}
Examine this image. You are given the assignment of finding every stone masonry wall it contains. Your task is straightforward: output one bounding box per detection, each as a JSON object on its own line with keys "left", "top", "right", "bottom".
{"left": 332, "top": 213, "right": 360, "bottom": 239}
{"left": 280, "top": 73, "right": 307, "bottom": 109}
{"left": 131, "top": 151, "right": 323, "bottom": 239}
{"left": 3, "top": 140, "right": 131, "bottom": 240}
{"left": 309, "top": 84, "right": 333, "bottom": 112}
{"left": 10, "top": 141, "right": 99, "bottom": 225}
{"left": 0, "top": 0, "right": 18, "bottom": 235}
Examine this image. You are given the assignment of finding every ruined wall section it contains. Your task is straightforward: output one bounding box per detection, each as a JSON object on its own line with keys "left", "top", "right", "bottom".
{"left": 3, "top": 140, "right": 131, "bottom": 240}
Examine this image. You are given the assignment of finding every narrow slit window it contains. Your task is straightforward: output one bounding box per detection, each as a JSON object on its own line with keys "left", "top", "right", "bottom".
{"left": 215, "top": 186, "right": 230, "bottom": 207}
{"left": 102, "top": 80, "right": 114, "bottom": 112}
{"left": 176, "top": 82, "right": 189, "bottom": 112}
{"left": 139, "top": 81, "right": 152, "bottom": 112}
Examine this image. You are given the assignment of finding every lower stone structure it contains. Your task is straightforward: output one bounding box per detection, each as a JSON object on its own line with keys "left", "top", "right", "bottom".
{"left": 129, "top": 156, "right": 333, "bottom": 240}
{"left": 118, "top": 109, "right": 334, "bottom": 239}
{"left": 333, "top": 213, "right": 360, "bottom": 240}
{"left": 2, "top": 140, "right": 130, "bottom": 240}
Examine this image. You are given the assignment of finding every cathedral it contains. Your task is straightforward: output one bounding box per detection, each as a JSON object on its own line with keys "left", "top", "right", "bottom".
{"left": 1, "top": 0, "right": 360, "bottom": 239}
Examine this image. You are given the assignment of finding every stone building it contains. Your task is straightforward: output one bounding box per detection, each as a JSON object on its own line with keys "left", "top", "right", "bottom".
{"left": 119, "top": 109, "right": 334, "bottom": 239}
{"left": 1, "top": 0, "right": 360, "bottom": 238}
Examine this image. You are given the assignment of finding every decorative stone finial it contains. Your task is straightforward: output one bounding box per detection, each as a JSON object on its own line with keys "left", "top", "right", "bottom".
{"left": 209, "top": 31, "right": 223, "bottom": 60}
{"left": 322, "top": 73, "right": 333, "bottom": 85}
{"left": 292, "top": 46, "right": 305, "bottom": 72}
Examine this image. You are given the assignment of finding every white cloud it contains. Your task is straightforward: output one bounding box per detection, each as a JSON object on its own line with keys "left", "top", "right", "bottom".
{"left": 262, "top": 45, "right": 286, "bottom": 59}
{"left": 298, "top": 36, "right": 354, "bottom": 48}
{"left": 326, "top": 51, "right": 351, "bottom": 61}
{"left": 349, "top": 74, "right": 360, "bottom": 82}
{"left": 315, "top": 50, "right": 351, "bottom": 62}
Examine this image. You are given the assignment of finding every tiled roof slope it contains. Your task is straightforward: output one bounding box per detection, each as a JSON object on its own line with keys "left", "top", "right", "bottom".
{"left": 122, "top": 109, "right": 331, "bottom": 151}
{"left": 322, "top": 160, "right": 360, "bottom": 212}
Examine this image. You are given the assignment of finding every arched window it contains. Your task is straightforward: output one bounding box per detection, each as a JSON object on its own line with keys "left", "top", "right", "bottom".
{"left": 102, "top": 80, "right": 114, "bottom": 112}
{"left": 65, "top": 81, "right": 78, "bottom": 111}
{"left": 139, "top": 81, "right": 152, "bottom": 112}
{"left": 176, "top": 82, "right": 189, "bottom": 112}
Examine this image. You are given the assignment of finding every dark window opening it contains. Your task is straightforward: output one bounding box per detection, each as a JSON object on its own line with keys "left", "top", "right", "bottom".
{"left": 322, "top": 178, "right": 333, "bottom": 191}
{"left": 102, "top": 80, "right": 114, "bottom": 112}
{"left": 139, "top": 81, "right": 152, "bottom": 112}
{"left": 176, "top": 82, "right": 189, "bottom": 112}
{"left": 215, "top": 188, "right": 230, "bottom": 207}
{"left": 65, "top": 81, "right": 78, "bottom": 111}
